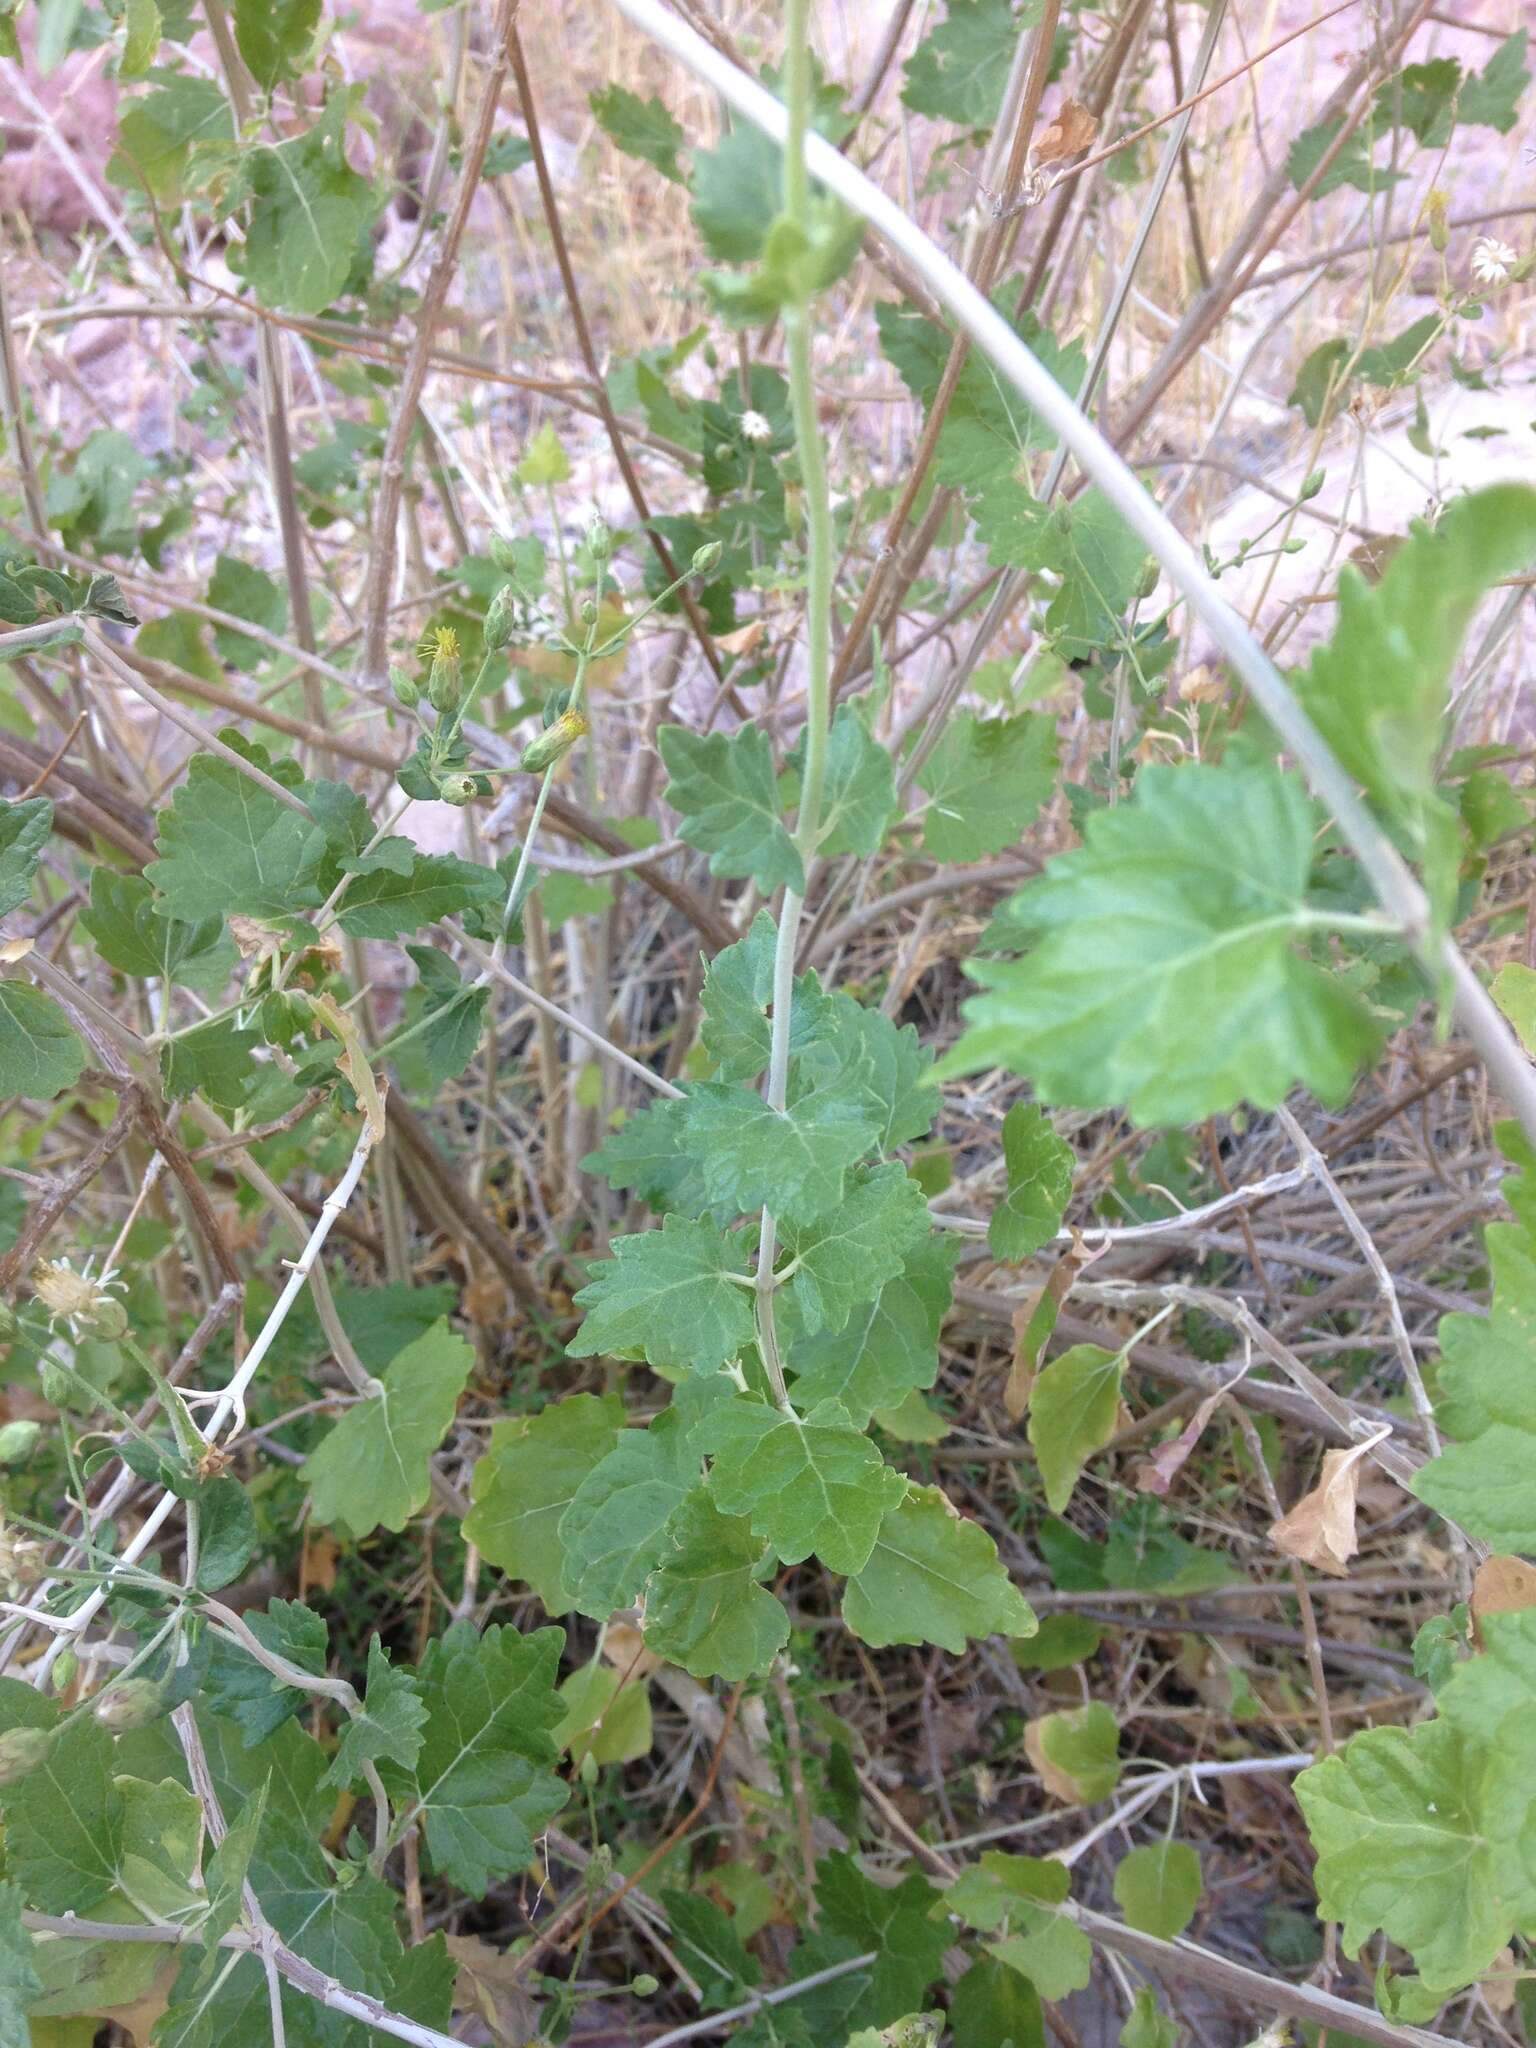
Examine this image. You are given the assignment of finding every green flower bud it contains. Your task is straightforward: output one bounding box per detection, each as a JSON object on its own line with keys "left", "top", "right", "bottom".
{"left": 484, "top": 585, "right": 516, "bottom": 653}
{"left": 579, "top": 597, "right": 600, "bottom": 626}
{"left": 0, "top": 1421, "right": 40, "bottom": 1468}
{"left": 0, "top": 1726, "right": 53, "bottom": 1785}
{"left": 391, "top": 666, "right": 421, "bottom": 709}
{"left": 52, "top": 1648, "right": 77, "bottom": 1694}
{"left": 437, "top": 773, "right": 478, "bottom": 806}
{"left": 1299, "top": 469, "right": 1326, "bottom": 502}
{"left": 427, "top": 654, "right": 462, "bottom": 716}
{"left": 586, "top": 516, "right": 613, "bottom": 562}
{"left": 690, "top": 540, "right": 723, "bottom": 576}
{"left": 579, "top": 1747, "right": 600, "bottom": 1788}
{"left": 93, "top": 1677, "right": 172, "bottom": 1733}
{"left": 81, "top": 1297, "right": 128, "bottom": 1342}
{"left": 631, "top": 1975, "right": 659, "bottom": 1998}
{"left": 519, "top": 709, "right": 588, "bottom": 775}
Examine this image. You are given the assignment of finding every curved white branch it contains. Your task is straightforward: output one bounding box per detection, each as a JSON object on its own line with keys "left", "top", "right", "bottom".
{"left": 608, "top": 0, "right": 1536, "bottom": 1149}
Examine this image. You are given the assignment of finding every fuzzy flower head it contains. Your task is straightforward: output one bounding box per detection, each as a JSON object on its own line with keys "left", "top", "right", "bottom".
{"left": 739, "top": 409, "right": 773, "bottom": 445}
{"left": 1470, "top": 236, "right": 1519, "bottom": 289}
{"left": 32, "top": 1256, "right": 126, "bottom": 1340}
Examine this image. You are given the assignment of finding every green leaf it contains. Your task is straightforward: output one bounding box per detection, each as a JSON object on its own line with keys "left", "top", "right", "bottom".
{"left": 195, "top": 1474, "right": 256, "bottom": 1590}
{"left": 554, "top": 1661, "right": 652, "bottom": 1766}
{"left": 0, "top": 983, "right": 86, "bottom": 1101}
{"left": 880, "top": 300, "right": 1084, "bottom": 476}
{"left": 306, "top": 1319, "right": 474, "bottom": 1538}
{"left": 80, "top": 869, "right": 224, "bottom": 981}
{"left": 642, "top": 1492, "right": 789, "bottom": 1679}
{"left": 202, "top": 1597, "right": 327, "bottom": 1745}
{"left": 233, "top": 0, "right": 319, "bottom": 89}
{"left": 1289, "top": 338, "right": 1352, "bottom": 426}
{"left": 0, "top": 1881, "right": 40, "bottom": 2047}
{"left": 990, "top": 1102, "right": 1073, "bottom": 1260}
{"left": 517, "top": 420, "right": 570, "bottom": 485}
{"left": 918, "top": 711, "right": 1057, "bottom": 863}
{"left": 120, "top": 0, "right": 161, "bottom": 76}
{"left": 950, "top": 1954, "right": 1046, "bottom": 2048}
{"left": 1411, "top": 1143, "right": 1536, "bottom": 1547}
{"left": 1042, "top": 489, "right": 1149, "bottom": 660}
{"left": 1296, "top": 1717, "right": 1510, "bottom": 1991}
{"left": 788, "top": 1232, "right": 959, "bottom": 1424}
{"left": 206, "top": 553, "right": 289, "bottom": 671}
{"left": 798, "top": 991, "right": 939, "bottom": 1153}
{"left": 483, "top": 129, "right": 533, "bottom": 176}
{"left": 937, "top": 762, "right": 1382, "bottom": 1124}
{"left": 148, "top": 755, "right": 326, "bottom": 923}
{"left": 45, "top": 429, "right": 147, "bottom": 548}
{"left": 324, "top": 1635, "right": 428, "bottom": 1790}
{"left": 681, "top": 1076, "right": 877, "bottom": 1226}
{"left": 463, "top": 1393, "right": 624, "bottom": 1612}
{"left": 109, "top": 76, "right": 233, "bottom": 203}
{"left": 0, "top": 798, "right": 50, "bottom": 917}
{"left": 1287, "top": 115, "right": 1400, "bottom": 197}
{"left": 947, "top": 1857, "right": 1092, "bottom": 2000}
{"left": 786, "top": 707, "right": 896, "bottom": 857}
{"left": 394, "top": 947, "right": 489, "bottom": 1093}
{"left": 162, "top": 1808, "right": 403, "bottom": 2045}
{"left": 778, "top": 1163, "right": 931, "bottom": 1335}
{"left": 162, "top": 1016, "right": 260, "bottom": 1111}
{"left": 1112, "top": 1841, "right": 1202, "bottom": 1939}
{"left": 558, "top": 1402, "right": 712, "bottom": 1618}
{"left": 0, "top": 1711, "right": 120, "bottom": 1912}
{"left": 699, "top": 911, "right": 830, "bottom": 1083}
{"left": 902, "top": 0, "right": 1032, "bottom": 128}
{"left": 590, "top": 82, "right": 686, "bottom": 181}
{"left": 1029, "top": 1343, "right": 1123, "bottom": 1513}
{"left": 816, "top": 1853, "right": 950, "bottom": 2027}
{"left": 691, "top": 124, "right": 781, "bottom": 264}
{"left": 384, "top": 1623, "right": 567, "bottom": 1899}
{"left": 1294, "top": 485, "right": 1536, "bottom": 918}
{"left": 701, "top": 1395, "right": 907, "bottom": 1574}
{"left": 1459, "top": 30, "right": 1529, "bottom": 132}
{"left": 660, "top": 724, "right": 804, "bottom": 893}
{"left": 1121, "top": 1989, "right": 1180, "bottom": 2048}
{"left": 1492, "top": 963, "right": 1536, "bottom": 1055}
{"left": 241, "top": 103, "right": 373, "bottom": 315}
{"left": 115, "top": 1773, "right": 204, "bottom": 1924}
{"left": 195, "top": 1783, "right": 264, "bottom": 1986}
{"left": 1032, "top": 1700, "right": 1121, "bottom": 1802}
{"left": 1435, "top": 1609, "right": 1536, "bottom": 1916}
{"left": 659, "top": 1887, "right": 761, "bottom": 2007}
{"left": 567, "top": 1216, "right": 757, "bottom": 1374}
{"left": 1355, "top": 312, "right": 1440, "bottom": 387}
{"left": 1375, "top": 58, "right": 1462, "bottom": 146}
{"left": 843, "top": 1483, "right": 1036, "bottom": 1653}
{"left": 582, "top": 1091, "right": 709, "bottom": 1215}
{"left": 337, "top": 850, "right": 499, "bottom": 938}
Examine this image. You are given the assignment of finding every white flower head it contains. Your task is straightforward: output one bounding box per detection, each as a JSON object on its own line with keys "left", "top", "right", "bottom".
{"left": 32, "top": 1255, "right": 126, "bottom": 1339}
{"left": 1470, "top": 236, "right": 1519, "bottom": 288}
{"left": 739, "top": 408, "right": 773, "bottom": 445}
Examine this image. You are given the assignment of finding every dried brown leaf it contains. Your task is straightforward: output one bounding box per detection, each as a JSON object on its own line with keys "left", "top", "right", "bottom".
{"left": 1472, "top": 1554, "right": 1536, "bottom": 1641}
{"left": 1268, "top": 1438, "right": 1388, "bottom": 1577}
{"left": 1133, "top": 1388, "right": 1225, "bottom": 1496}
{"left": 447, "top": 1933, "right": 541, "bottom": 2046}
{"left": 1033, "top": 99, "right": 1098, "bottom": 168}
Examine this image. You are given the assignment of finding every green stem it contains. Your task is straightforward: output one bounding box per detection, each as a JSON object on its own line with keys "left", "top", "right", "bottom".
{"left": 755, "top": 0, "right": 834, "bottom": 1414}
